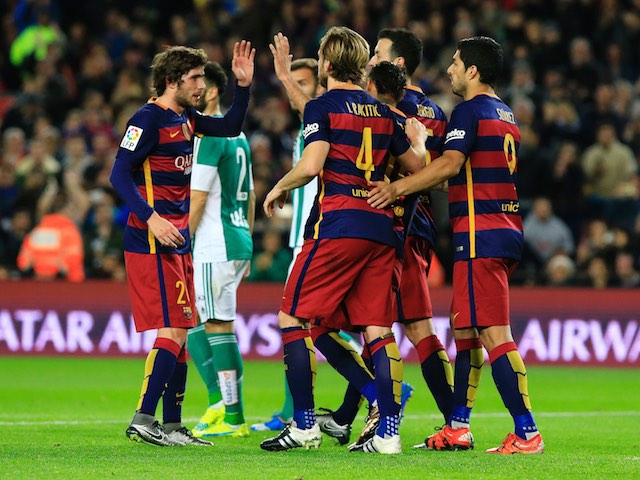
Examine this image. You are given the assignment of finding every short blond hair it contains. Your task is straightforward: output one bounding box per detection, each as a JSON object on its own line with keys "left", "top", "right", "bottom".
{"left": 319, "top": 26, "right": 369, "bottom": 84}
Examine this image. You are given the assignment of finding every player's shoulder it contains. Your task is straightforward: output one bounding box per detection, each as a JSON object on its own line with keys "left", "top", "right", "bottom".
{"left": 127, "top": 101, "right": 165, "bottom": 127}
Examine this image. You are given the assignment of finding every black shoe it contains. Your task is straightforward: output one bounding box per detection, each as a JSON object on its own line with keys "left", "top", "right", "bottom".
{"left": 316, "top": 408, "right": 351, "bottom": 446}
{"left": 260, "top": 424, "right": 322, "bottom": 452}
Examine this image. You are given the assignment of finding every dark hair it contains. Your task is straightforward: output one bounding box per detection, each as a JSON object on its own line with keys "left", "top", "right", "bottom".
{"left": 457, "top": 36, "right": 503, "bottom": 88}
{"left": 204, "top": 62, "right": 228, "bottom": 97}
{"left": 368, "top": 61, "right": 406, "bottom": 104}
{"left": 151, "top": 46, "right": 208, "bottom": 96}
{"left": 377, "top": 28, "right": 422, "bottom": 76}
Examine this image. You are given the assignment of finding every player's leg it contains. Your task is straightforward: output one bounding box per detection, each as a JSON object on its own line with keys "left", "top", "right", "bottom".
{"left": 480, "top": 329, "right": 543, "bottom": 453}
{"left": 252, "top": 248, "right": 301, "bottom": 432}
{"left": 260, "top": 310, "right": 322, "bottom": 451}
{"left": 123, "top": 252, "right": 202, "bottom": 446}
{"left": 345, "top": 243, "right": 402, "bottom": 454}
{"left": 404, "top": 319, "right": 453, "bottom": 422}
{"left": 350, "top": 325, "right": 402, "bottom": 454}
{"left": 194, "top": 260, "right": 249, "bottom": 437}
{"left": 400, "top": 237, "right": 453, "bottom": 422}
{"left": 159, "top": 254, "right": 212, "bottom": 446}
{"left": 311, "top": 325, "right": 374, "bottom": 445}
{"left": 189, "top": 262, "right": 224, "bottom": 434}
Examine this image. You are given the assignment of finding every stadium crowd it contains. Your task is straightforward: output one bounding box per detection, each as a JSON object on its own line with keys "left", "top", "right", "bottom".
{"left": 0, "top": 0, "right": 639, "bottom": 287}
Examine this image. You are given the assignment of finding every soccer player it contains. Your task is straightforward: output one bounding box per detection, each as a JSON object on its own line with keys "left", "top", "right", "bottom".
{"left": 251, "top": 34, "right": 369, "bottom": 437}
{"left": 260, "top": 26, "right": 427, "bottom": 455}
{"left": 368, "top": 36, "right": 544, "bottom": 454}
{"left": 320, "top": 29, "right": 454, "bottom": 448}
{"left": 186, "top": 62, "right": 254, "bottom": 438}
{"left": 251, "top": 42, "right": 321, "bottom": 433}
{"left": 110, "top": 42, "right": 255, "bottom": 447}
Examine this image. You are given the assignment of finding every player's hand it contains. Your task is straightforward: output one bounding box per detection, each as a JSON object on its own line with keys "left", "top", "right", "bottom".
{"left": 232, "top": 40, "right": 256, "bottom": 87}
{"left": 263, "top": 187, "right": 288, "bottom": 218}
{"left": 405, "top": 117, "right": 427, "bottom": 147}
{"left": 147, "top": 212, "right": 185, "bottom": 248}
{"left": 269, "top": 32, "right": 293, "bottom": 82}
{"left": 367, "top": 180, "right": 398, "bottom": 209}
{"left": 243, "top": 264, "right": 251, "bottom": 278}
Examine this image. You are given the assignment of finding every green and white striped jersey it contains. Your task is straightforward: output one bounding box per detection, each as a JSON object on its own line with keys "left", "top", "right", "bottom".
{"left": 191, "top": 130, "right": 253, "bottom": 262}
{"left": 288, "top": 127, "right": 318, "bottom": 249}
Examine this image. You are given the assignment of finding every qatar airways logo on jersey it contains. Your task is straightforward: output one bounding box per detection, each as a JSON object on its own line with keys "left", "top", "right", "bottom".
{"left": 175, "top": 154, "right": 193, "bottom": 175}
{"left": 445, "top": 129, "right": 466, "bottom": 144}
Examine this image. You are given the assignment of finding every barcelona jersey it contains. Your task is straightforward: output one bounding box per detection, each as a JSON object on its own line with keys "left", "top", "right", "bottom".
{"left": 302, "top": 88, "right": 410, "bottom": 247}
{"left": 444, "top": 94, "right": 523, "bottom": 261}
{"left": 396, "top": 86, "right": 447, "bottom": 248}
{"left": 111, "top": 87, "right": 250, "bottom": 255}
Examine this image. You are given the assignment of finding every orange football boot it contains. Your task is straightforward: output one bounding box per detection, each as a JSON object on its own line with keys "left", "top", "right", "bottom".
{"left": 419, "top": 425, "right": 474, "bottom": 451}
{"left": 485, "top": 432, "right": 544, "bottom": 454}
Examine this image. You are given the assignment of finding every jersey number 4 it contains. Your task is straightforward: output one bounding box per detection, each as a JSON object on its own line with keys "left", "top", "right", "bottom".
{"left": 355, "top": 127, "right": 374, "bottom": 182}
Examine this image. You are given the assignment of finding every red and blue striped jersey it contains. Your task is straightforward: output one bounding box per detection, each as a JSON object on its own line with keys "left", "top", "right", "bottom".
{"left": 444, "top": 94, "right": 523, "bottom": 261}
{"left": 396, "top": 86, "right": 447, "bottom": 248}
{"left": 302, "top": 88, "right": 410, "bottom": 247}
{"left": 110, "top": 87, "right": 250, "bottom": 255}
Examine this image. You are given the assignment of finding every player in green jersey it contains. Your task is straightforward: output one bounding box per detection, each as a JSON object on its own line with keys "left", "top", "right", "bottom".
{"left": 187, "top": 62, "right": 254, "bottom": 438}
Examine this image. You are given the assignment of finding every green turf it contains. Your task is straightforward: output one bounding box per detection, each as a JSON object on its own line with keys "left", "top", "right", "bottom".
{"left": 0, "top": 357, "right": 638, "bottom": 479}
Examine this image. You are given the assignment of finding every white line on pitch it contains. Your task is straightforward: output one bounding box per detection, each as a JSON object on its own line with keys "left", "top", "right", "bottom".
{"left": 1, "top": 411, "right": 638, "bottom": 426}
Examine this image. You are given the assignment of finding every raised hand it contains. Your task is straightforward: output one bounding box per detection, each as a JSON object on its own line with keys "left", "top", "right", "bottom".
{"left": 269, "top": 32, "right": 293, "bottom": 81}
{"left": 232, "top": 40, "right": 256, "bottom": 87}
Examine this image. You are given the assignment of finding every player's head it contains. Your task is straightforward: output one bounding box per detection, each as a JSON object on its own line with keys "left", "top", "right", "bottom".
{"left": 318, "top": 26, "right": 369, "bottom": 88}
{"left": 290, "top": 58, "right": 321, "bottom": 110}
{"left": 151, "top": 46, "right": 208, "bottom": 107}
{"left": 448, "top": 36, "right": 502, "bottom": 96}
{"left": 370, "top": 28, "right": 422, "bottom": 77}
{"left": 366, "top": 61, "right": 406, "bottom": 106}
{"left": 198, "top": 61, "right": 228, "bottom": 110}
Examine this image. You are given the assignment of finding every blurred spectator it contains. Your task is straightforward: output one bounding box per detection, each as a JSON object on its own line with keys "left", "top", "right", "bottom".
{"left": 17, "top": 190, "right": 85, "bottom": 282}
{"left": 247, "top": 230, "right": 291, "bottom": 283}
{"left": 0, "top": 207, "right": 32, "bottom": 273}
{"left": 545, "top": 254, "right": 576, "bottom": 287}
{"left": 547, "top": 141, "right": 585, "bottom": 240}
{"left": 523, "top": 197, "right": 575, "bottom": 264}
{"left": 83, "top": 191, "right": 124, "bottom": 280}
{"left": 581, "top": 256, "right": 612, "bottom": 289}
{"left": 14, "top": 137, "right": 60, "bottom": 187}
{"left": 1, "top": 127, "right": 27, "bottom": 166}
{"left": 612, "top": 251, "right": 640, "bottom": 287}
{"left": 581, "top": 123, "right": 638, "bottom": 229}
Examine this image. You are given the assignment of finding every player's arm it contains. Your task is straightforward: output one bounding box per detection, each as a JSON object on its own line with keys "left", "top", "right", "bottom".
{"left": 269, "top": 32, "right": 311, "bottom": 114}
{"left": 189, "top": 137, "right": 220, "bottom": 236}
{"left": 368, "top": 149, "right": 466, "bottom": 208}
{"left": 194, "top": 41, "right": 255, "bottom": 137}
{"left": 263, "top": 141, "right": 328, "bottom": 217}
{"left": 394, "top": 117, "right": 427, "bottom": 174}
{"left": 189, "top": 190, "right": 208, "bottom": 237}
{"left": 110, "top": 114, "right": 185, "bottom": 248}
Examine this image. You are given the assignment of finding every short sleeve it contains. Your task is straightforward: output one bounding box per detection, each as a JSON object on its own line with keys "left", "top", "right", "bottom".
{"left": 115, "top": 108, "right": 159, "bottom": 169}
{"left": 302, "top": 97, "right": 330, "bottom": 147}
{"left": 389, "top": 115, "right": 411, "bottom": 158}
{"left": 442, "top": 103, "right": 477, "bottom": 157}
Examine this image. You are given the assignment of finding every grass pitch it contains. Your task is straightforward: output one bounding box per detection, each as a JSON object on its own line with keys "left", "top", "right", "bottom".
{"left": 0, "top": 357, "right": 638, "bottom": 479}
